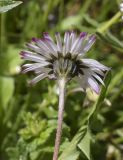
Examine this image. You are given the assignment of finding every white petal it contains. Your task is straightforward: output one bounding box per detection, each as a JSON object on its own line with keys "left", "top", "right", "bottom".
{"left": 26, "top": 43, "right": 45, "bottom": 56}
{"left": 29, "top": 73, "right": 47, "bottom": 84}
{"left": 63, "top": 32, "right": 70, "bottom": 55}
{"left": 73, "top": 32, "right": 87, "bottom": 53}
{"left": 82, "top": 59, "right": 109, "bottom": 70}
{"left": 22, "top": 63, "right": 49, "bottom": 73}
{"left": 35, "top": 67, "right": 52, "bottom": 74}
{"left": 91, "top": 68, "right": 105, "bottom": 76}
{"left": 55, "top": 32, "right": 63, "bottom": 53}
{"left": 43, "top": 38, "right": 58, "bottom": 57}
{"left": 29, "top": 41, "right": 52, "bottom": 59}
{"left": 93, "top": 74, "right": 105, "bottom": 86}
{"left": 83, "top": 35, "right": 96, "bottom": 53}
{"left": 120, "top": 3, "right": 123, "bottom": 8}
{"left": 35, "top": 39, "right": 52, "bottom": 58}
{"left": 70, "top": 32, "right": 87, "bottom": 55}
{"left": 70, "top": 31, "right": 77, "bottom": 47}
{"left": 20, "top": 52, "right": 47, "bottom": 63}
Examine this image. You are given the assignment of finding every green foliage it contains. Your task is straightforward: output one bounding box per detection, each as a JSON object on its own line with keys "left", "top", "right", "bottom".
{"left": 6, "top": 112, "right": 70, "bottom": 160}
{"left": 0, "top": 0, "right": 22, "bottom": 13}
{"left": 0, "top": 0, "right": 123, "bottom": 160}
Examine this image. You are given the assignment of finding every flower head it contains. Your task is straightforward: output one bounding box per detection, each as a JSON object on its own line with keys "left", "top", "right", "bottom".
{"left": 20, "top": 31, "right": 109, "bottom": 94}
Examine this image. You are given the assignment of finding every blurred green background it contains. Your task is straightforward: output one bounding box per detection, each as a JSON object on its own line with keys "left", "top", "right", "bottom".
{"left": 0, "top": 0, "right": 123, "bottom": 160}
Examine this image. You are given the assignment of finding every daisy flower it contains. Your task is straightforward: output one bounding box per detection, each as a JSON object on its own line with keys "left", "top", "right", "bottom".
{"left": 20, "top": 31, "right": 109, "bottom": 94}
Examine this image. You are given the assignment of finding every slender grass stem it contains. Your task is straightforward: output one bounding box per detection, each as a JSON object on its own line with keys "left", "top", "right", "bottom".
{"left": 53, "top": 78, "right": 66, "bottom": 160}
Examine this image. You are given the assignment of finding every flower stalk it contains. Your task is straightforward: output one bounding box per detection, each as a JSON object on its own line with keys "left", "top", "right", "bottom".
{"left": 53, "top": 78, "right": 66, "bottom": 160}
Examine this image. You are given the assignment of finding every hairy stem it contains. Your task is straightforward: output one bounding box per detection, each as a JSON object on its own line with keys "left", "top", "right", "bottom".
{"left": 53, "top": 78, "right": 66, "bottom": 160}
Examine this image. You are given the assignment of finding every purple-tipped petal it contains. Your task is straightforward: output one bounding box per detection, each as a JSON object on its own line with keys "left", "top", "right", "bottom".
{"left": 20, "top": 51, "right": 47, "bottom": 63}
{"left": 83, "top": 34, "right": 96, "bottom": 53}
{"left": 20, "top": 51, "right": 28, "bottom": 59}
{"left": 32, "top": 37, "right": 38, "bottom": 42}
{"left": 88, "top": 77, "right": 100, "bottom": 94}
{"left": 89, "top": 34, "right": 96, "bottom": 41}
{"left": 43, "top": 32, "right": 54, "bottom": 42}
{"left": 20, "top": 51, "right": 25, "bottom": 56}
{"left": 71, "top": 32, "right": 87, "bottom": 55}
{"left": 80, "top": 32, "right": 87, "bottom": 38}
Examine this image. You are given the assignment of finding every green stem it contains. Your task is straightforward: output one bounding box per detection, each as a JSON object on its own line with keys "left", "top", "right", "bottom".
{"left": 97, "top": 11, "right": 121, "bottom": 33}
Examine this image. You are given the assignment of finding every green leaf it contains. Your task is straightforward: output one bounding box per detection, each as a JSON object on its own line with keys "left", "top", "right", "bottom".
{"left": 59, "top": 126, "right": 87, "bottom": 160}
{"left": 0, "top": 0, "right": 22, "bottom": 13}
{"left": 78, "top": 128, "right": 91, "bottom": 160}
{"left": 60, "top": 15, "right": 81, "bottom": 30}
{"left": 59, "top": 126, "right": 92, "bottom": 160}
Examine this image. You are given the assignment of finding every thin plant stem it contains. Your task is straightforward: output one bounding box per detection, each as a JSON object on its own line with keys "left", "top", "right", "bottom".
{"left": 97, "top": 11, "right": 121, "bottom": 33}
{"left": 53, "top": 78, "right": 66, "bottom": 160}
